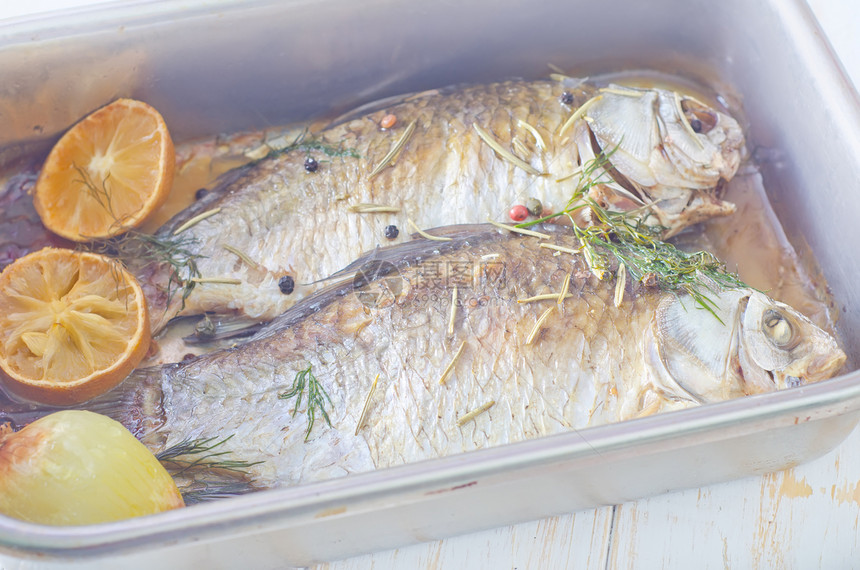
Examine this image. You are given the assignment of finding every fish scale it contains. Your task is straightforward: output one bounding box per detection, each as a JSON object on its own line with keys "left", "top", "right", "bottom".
{"left": 84, "top": 224, "right": 844, "bottom": 490}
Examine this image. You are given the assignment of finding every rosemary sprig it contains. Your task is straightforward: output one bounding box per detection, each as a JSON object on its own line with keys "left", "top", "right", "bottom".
{"left": 516, "top": 148, "right": 746, "bottom": 317}
{"left": 173, "top": 207, "right": 222, "bottom": 235}
{"left": 279, "top": 364, "right": 333, "bottom": 441}
{"left": 473, "top": 123, "right": 543, "bottom": 176}
{"left": 156, "top": 435, "right": 263, "bottom": 477}
{"left": 369, "top": 119, "right": 416, "bottom": 178}
{"left": 457, "top": 400, "right": 495, "bottom": 427}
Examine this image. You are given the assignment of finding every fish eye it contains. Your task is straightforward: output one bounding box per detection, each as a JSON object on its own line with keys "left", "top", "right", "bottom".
{"left": 681, "top": 99, "right": 717, "bottom": 134}
{"left": 762, "top": 309, "right": 796, "bottom": 348}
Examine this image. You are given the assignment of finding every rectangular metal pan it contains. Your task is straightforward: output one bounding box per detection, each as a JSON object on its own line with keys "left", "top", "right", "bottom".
{"left": 0, "top": 0, "right": 858, "bottom": 566}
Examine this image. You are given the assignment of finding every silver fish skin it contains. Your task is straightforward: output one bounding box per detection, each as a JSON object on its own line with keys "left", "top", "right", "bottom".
{"left": 137, "top": 79, "right": 745, "bottom": 333}
{"left": 100, "top": 225, "right": 843, "bottom": 489}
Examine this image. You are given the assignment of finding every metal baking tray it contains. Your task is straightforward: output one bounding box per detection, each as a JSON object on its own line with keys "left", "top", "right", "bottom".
{"left": 1, "top": 0, "right": 859, "bottom": 567}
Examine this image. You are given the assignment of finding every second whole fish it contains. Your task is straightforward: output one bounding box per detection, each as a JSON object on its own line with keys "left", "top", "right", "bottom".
{"left": 82, "top": 224, "right": 843, "bottom": 489}
{"left": 133, "top": 78, "right": 746, "bottom": 333}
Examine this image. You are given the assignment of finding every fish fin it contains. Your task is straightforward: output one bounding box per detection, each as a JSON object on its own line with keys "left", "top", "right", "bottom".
{"left": 252, "top": 223, "right": 513, "bottom": 340}
{"left": 182, "top": 314, "right": 267, "bottom": 346}
{"left": 0, "top": 388, "right": 64, "bottom": 431}
{"left": 325, "top": 87, "right": 446, "bottom": 128}
{"left": 652, "top": 291, "right": 747, "bottom": 402}
{"left": 328, "top": 223, "right": 505, "bottom": 278}
{"left": 81, "top": 367, "right": 169, "bottom": 439}
{"left": 179, "top": 480, "right": 258, "bottom": 505}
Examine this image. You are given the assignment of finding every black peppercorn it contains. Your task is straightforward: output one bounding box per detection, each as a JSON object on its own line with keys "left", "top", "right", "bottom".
{"left": 560, "top": 91, "right": 574, "bottom": 105}
{"left": 383, "top": 224, "right": 399, "bottom": 239}
{"left": 194, "top": 188, "right": 208, "bottom": 200}
{"left": 278, "top": 275, "right": 295, "bottom": 294}
{"left": 304, "top": 157, "right": 319, "bottom": 172}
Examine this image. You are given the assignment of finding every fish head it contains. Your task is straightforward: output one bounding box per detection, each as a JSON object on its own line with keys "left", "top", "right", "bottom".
{"left": 736, "top": 290, "right": 847, "bottom": 393}
{"left": 651, "top": 287, "right": 845, "bottom": 404}
{"left": 578, "top": 85, "right": 745, "bottom": 236}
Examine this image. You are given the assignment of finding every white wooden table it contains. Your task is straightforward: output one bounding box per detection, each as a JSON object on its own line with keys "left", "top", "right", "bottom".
{"left": 1, "top": 1, "right": 857, "bottom": 568}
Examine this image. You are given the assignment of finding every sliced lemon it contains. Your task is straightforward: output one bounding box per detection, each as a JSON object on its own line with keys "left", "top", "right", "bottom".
{"left": 34, "top": 98, "right": 175, "bottom": 241}
{"left": 0, "top": 248, "right": 150, "bottom": 405}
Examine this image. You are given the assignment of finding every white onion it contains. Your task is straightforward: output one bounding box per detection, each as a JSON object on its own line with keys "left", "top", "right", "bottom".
{"left": 0, "top": 410, "right": 184, "bottom": 525}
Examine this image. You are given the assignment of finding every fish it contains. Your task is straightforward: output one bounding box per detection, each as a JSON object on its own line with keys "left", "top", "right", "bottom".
{"left": 131, "top": 78, "right": 745, "bottom": 333}
{"left": 69, "top": 224, "right": 842, "bottom": 490}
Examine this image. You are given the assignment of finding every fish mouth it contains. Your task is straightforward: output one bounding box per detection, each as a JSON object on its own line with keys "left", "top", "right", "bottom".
{"left": 803, "top": 351, "right": 848, "bottom": 384}
{"left": 768, "top": 351, "right": 848, "bottom": 390}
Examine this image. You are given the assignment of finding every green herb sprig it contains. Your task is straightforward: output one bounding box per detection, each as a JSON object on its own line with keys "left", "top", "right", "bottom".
{"left": 279, "top": 364, "right": 333, "bottom": 441}
{"left": 255, "top": 128, "right": 360, "bottom": 164}
{"left": 73, "top": 163, "right": 116, "bottom": 218}
{"left": 71, "top": 160, "right": 202, "bottom": 310}
{"left": 180, "top": 481, "right": 258, "bottom": 505}
{"left": 90, "top": 230, "right": 203, "bottom": 310}
{"left": 517, "top": 148, "right": 746, "bottom": 317}
{"left": 156, "top": 436, "right": 261, "bottom": 504}
{"left": 156, "top": 435, "right": 263, "bottom": 477}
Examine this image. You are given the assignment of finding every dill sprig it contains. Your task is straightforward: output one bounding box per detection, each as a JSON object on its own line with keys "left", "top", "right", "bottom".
{"left": 516, "top": 148, "right": 746, "bottom": 316}
{"left": 90, "top": 230, "right": 203, "bottom": 310}
{"left": 279, "top": 364, "right": 333, "bottom": 441}
{"left": 73, "top": 163, "right": 116, "bottom": 218}
{"left": 156, "top": 435, "right": 263, "bottom": 477}
{"left": 254, "top": 128, "right": 360, "bottom": 163}
{"left": 157, "top": 436, "right": 261, "bottom": 504}
{"left": 180, "top": 481, "right": 258, "bottom": 505}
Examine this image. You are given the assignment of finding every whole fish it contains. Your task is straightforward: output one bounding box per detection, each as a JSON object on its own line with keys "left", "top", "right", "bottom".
{"left": 87, "top": 224, "right": 842, "bottom": 489}
{"left": 134, "top": 78, "right": 745, "bottom": 333}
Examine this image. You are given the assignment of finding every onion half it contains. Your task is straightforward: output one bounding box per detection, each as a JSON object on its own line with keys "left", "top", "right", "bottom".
{"left": 0, "top": 410, "right": 184, "bottom": 525}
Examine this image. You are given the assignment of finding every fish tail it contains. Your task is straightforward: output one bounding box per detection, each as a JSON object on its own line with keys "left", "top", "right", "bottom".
{"left": 93, "top": 368, "right": 263, "bottom": 498}
{"left": 82, "top": 366, "right": 169, "bottom": 440}
{"left": 0, "top": 390, "right": 57, "bottom": 431}
{"left": 0, "top": 366, "right": 166, "bottom": 441}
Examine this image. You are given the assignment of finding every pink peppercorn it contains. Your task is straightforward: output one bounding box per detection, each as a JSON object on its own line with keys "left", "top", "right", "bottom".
{"left": 509, "top": 205, "right": 529, "bottom": 222}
